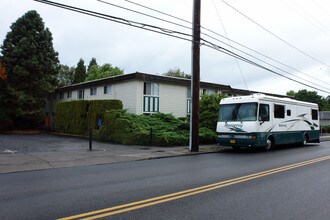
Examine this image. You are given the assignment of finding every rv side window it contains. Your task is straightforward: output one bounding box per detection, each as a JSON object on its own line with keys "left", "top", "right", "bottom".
{"left": 259, "top": 104, "right": 269, "bottom": 121}
{"left": 312, "top": 109, "right": 318, "bottom": 120}
{"left": 274, "top": 104, "right": 285, "bottom": 118}
{"left": 287, "top": 109, "right": 291, "bottom": 116}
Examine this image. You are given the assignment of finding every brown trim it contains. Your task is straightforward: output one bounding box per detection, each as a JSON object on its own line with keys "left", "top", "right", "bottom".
{"left": 54, "top": 72, "right": 287, "bottom": 98}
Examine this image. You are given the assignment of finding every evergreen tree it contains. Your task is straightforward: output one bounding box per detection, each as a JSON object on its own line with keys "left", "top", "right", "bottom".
{"left": 87, "top": 57, "right": 98, "bottom": 71}
{"left": 73, "top": 58, "right": 86, "bottom": 83}
{"left": 0, "top": 10, "right": 59, "bottom": 128}
{"left": 0, "top": 59, "right": 9, "bottom": 125}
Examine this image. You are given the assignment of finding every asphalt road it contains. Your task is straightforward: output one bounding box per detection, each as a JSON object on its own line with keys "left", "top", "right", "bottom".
{"left": 0, "top": 142, "right": 329, "bottom": 220}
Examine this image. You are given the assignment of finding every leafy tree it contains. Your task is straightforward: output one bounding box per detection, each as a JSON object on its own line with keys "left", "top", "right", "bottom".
{"left": 87, "top": 57, "right": 98, "bottom": 71}
{"left": 163, "top": 67, "right": 191, "bottom": 79}
{"left": 286, "top": 90, "right": 295, "bottom": 97}
{"left": 73, "top": 58, "right": 86, "bottom": 83}
{"left": 1, "top": 10, "right": 59, "bottom": 128}
{"left": 286, "top": 89, "right": 330, "bottom": 111}
{"left": 57, "top": 64, "right": 75, "bottom": 87}
{"left": 85, "top": 63, "right": 123, "bottom": 81}
{"left": 199, "top": 93, "right": 226, "bottom": 130}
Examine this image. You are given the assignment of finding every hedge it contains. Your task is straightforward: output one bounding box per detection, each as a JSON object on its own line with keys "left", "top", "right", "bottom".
{"left": 55, "top": 100, "right": 122, "bottom": 135}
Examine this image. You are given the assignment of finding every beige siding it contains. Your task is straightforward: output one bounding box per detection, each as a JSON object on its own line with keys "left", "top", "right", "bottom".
{"left": 159, "top": 84, "right": 188, "bottom": 117}
{"left": 113, "top": 80, "right": 143, "bottom": 115}
{"left": 50, "top": 81, "right": 142, "bottom": 114}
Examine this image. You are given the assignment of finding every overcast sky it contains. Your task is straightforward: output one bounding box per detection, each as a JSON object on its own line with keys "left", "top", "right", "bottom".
{"left": 1, "top": 0, "right": 330, "bottom": 97}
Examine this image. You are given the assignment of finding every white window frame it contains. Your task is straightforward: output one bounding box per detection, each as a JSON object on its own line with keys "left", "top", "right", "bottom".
{"left": 77, "top": 89, "right": 84, "bottom": 99}
{"left": 90, "top": 87, "right": 97, "bottom": 96}
{"left": 104, "top": 85, "right": 112, "bottom": 94}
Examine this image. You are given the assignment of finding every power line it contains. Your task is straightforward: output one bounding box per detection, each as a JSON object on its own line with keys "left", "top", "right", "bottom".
{"left": 96, "top": 0, "right": 192, "bottom": 31}
{"left": 201, "top": 30, "right": 330, "bottom": 92}
{"left": 34, "top": 0, "right": 330, "bottom": 94}
{"left": 123, "top": 0, "right": 192, "bottom": 26}
{"left": 202, "top": 39, "right": 330, "bottom": 93}
{"left": 119, "top": 0, "right": 330, "bottom": 87}
{"left": 201, "top": 38, "right": 330, "bottom": 93}
{"left": 280, "top": 0, "right": 330, "bottom": 36}
{"left": 34, "top": 0, "right": 192, "bottom": 41}
{"left": 312, "top": 0, "right": 330, "bottom": 19}
{"left": 290, "top": 0, "right": 330, "bottom": 34}
{"left": 219, "top": 0, "right": 330, "bottom": 68}
{"left": 211, "top": 0, "right": 248, "bottom": 89}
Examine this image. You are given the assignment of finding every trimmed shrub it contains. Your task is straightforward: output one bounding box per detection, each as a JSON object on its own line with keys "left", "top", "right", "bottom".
{"left": 86, "top": 100, "right": 123, "bottom": 130}
{"left": 55, "top": 100, "right": 88, "bottom": 135}
{"left": 55, "top": 99, "right": 122, "bottom": 135}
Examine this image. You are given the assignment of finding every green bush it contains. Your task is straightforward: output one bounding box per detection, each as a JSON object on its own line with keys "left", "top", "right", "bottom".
{"left": 321, "top": 125, "right": 330, "bottom": 133}
{"left": 57, "top": 95, "right": 224, "bottom": 146}
{"left": 93, "top": 110, "right": 215, "bottom": 146}
{"left": 199, "top": 94, "right": 226, "bottom": 131}
{"left": 55, "top": 99, "right": 122, "bottom": 135}
{"left": 199, "top": 127, "right": 216, "bottom": 144}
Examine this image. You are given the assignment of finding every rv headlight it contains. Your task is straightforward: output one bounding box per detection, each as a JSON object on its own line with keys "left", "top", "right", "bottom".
{"left": 247, "top": 135, "right": 257, "bottom": 139}
{"left": 218, "top": 134, "right": 231, "bottom": 138}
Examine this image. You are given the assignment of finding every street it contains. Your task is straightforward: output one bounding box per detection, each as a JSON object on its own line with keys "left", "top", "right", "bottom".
{"left": 0, "top": 141, "right": 329, "bottom": 220}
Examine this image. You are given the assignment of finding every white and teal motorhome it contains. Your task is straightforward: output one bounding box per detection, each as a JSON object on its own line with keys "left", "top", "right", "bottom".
{"left": 216, "top": 94, "right": 320, "bottom": 150}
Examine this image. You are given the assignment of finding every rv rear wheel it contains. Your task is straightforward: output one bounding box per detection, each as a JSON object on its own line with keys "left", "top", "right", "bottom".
{"left": 265, "top": 137, "right": 274, "bottom": 151}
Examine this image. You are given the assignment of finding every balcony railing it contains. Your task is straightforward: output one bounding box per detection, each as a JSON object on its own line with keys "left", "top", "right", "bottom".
{"left": 143, "top": 96, "right": 159, "bottom": 113}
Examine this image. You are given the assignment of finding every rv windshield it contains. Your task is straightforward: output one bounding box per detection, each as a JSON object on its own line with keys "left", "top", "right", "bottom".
{"left": 219, "top": 102, "right": 258, "bottom": 122}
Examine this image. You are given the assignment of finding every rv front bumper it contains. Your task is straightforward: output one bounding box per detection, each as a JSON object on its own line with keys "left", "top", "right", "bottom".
{"left": 217, "top": 133, "right": 267, "bottom": 147}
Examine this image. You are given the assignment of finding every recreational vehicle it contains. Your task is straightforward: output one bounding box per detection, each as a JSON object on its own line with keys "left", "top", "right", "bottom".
{"left": 216, "top": 94, "right": 320, "bottom": 150}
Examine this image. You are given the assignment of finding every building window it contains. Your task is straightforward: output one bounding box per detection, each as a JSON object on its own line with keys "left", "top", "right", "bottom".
{"left": 77, "top": 89, "right": 84, "bottom": 99}
{"left": 312, "top": 109, "right": 318, "bottom": 120}
{"left": 59, "top": 93, "right": 64, "bottom": 99}
{"left": 90, "top": 87, "right": 97, "bottom": 96}
{"left": 274, "top": 104, "right": 285, "bottom": 118}
{"left": 104, "top": 85, "right": 112, "bottom": 94}
{"left": 202, "top": 88, "right": 215, "bottom": 95}
{"left": 187, "top": 87, "right": 191, "bottom": 98}
{"left": 143, "top": 82, "right": 159, "bottom": 113}
{"left": 144, "top": 82, "right": 159, "bottom": 96}
{"left": 67, "top": 91, "right": 72, "bottom": 99}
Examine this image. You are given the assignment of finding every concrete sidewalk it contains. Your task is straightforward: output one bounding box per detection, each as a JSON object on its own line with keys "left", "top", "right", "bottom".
{"left": 0, "top": 132, "right": 329, "bottom": 174}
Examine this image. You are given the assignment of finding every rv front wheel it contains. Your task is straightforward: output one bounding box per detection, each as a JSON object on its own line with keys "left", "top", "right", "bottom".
{"left": 302, "top": 134, "right": 308, "bottom": 146}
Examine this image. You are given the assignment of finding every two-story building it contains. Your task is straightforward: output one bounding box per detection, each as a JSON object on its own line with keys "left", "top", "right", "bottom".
{"left": 46, "top": 72, "right": 285, "bottom": 118}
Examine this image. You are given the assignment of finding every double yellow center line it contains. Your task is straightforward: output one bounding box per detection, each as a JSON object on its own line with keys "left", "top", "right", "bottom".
{"left": 59, "top": 155, "right": 329, "bottom": 220}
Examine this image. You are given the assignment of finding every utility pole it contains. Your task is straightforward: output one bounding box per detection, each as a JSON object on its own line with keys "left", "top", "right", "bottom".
{"left": 189, "top": 0, "right": 201, "bottom": 152}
